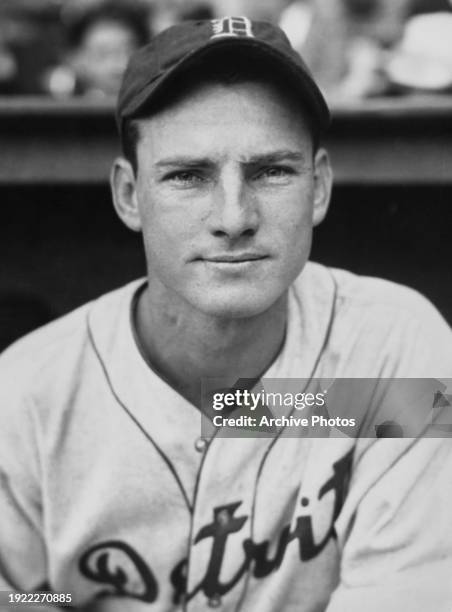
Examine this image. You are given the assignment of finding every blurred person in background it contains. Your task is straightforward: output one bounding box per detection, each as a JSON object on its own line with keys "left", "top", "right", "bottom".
{"left": 280, "top": 0, "right": 411, "bottom": 100}
{"left": 148, "top": 0, "right": 214, "bottom": 35}
{"left": 0, "top": 40, "right": 18, "bottom": 95}
{"left": 45, "top": 0, "right": 149, "bottom": 98}
{"left": 386, "top": 0, "right": 452, "bottom": 93}
{"left": 279, "top": 0, "right": 348, "bottom": 98}
{"left": 0, "top": 1, "right": 62, "bottom": 95}
{"left": 211, "top": 0, "right": 292, "bottom": 24}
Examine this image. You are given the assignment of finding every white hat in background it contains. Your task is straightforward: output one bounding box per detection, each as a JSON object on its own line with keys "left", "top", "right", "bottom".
{"left": 387, "top": 12, "right": 452, "bottom": 90}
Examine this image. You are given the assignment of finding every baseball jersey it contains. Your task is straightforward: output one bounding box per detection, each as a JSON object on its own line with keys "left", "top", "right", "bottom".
{"left": 0, "top": 262, "right": 452, "bottom": 612}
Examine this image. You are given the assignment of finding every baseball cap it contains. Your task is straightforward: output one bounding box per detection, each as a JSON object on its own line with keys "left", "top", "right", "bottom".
{"left": 116, "top": 16, "right": 330, "bottom": 132}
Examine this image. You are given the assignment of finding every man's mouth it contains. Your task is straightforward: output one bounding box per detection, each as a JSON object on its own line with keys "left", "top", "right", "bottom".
{"left": 201, "top": 253, "right": 268, "bottom": 263}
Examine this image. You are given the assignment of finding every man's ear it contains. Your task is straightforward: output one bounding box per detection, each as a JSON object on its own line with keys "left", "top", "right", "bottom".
{"left": 312, "top": 148, "right": 333, "bottom": 227}
{"left": 110, "top": 157, "right": 142, "bottom": 232}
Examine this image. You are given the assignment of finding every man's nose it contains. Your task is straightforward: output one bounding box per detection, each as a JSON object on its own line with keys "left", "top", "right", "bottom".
{"left": 207, "top": 167, "right": 259, "bottom": 240}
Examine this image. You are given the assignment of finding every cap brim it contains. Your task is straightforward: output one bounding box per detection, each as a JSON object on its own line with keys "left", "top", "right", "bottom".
{"left": 119, "top": 36, "right": 330, "bottom": 132}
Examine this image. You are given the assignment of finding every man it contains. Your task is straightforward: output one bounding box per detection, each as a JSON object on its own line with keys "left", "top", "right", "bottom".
{"left": 1, "top": 16, "right": 452, "bottom": 612}
{"left": 46, "top": 1, "right": 149, "bottom": 98}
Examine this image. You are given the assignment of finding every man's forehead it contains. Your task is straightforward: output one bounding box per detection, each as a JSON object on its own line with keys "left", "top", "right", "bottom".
{"left": 130, "top": 80, "right": 315, "bottom": 168}
{"left": 135, "top": 78, "right": 311, "bottom": 132}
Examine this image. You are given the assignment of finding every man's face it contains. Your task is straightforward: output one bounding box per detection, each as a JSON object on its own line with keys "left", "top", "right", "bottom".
{"left": 126, "top": 80, "right": 331, "bottom": 319}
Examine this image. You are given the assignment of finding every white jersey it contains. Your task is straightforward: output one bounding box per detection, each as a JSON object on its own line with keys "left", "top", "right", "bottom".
{"left": 0, "top": 262, "right": 452, "bottom": 612}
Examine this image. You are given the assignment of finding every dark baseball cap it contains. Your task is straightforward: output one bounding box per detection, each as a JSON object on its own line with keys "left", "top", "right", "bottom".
{"left": 117, "top": 16, "right": 330, "bottom": 132}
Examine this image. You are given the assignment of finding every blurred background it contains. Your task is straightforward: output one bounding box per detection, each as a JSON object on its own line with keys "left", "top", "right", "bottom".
{"left": 1, "top": 0, "right": 451, "bottom": 350}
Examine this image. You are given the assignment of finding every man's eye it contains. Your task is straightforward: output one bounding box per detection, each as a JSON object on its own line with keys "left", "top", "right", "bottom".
{"left": 256, "top": 166, "right": 294, "bottom": 181}
{"left": 166, "top": 171, "right": 205, "bottom": 186}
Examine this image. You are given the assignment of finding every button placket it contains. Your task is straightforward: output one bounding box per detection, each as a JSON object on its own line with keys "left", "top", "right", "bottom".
{"left": 185, "top": 437, "right": 274, "bottom": 611}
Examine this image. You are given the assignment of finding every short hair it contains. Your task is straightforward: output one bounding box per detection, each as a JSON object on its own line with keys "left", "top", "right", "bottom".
{"left": 66, "top": 1, "right": 149, "bottom": 51}
{"left": 121, "top": 50, "right": 322, "bottom": 175}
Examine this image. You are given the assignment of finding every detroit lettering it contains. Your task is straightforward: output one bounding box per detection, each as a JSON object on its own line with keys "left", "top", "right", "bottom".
{"left": 78, "top": 450, "right": 353, "bottom": 606}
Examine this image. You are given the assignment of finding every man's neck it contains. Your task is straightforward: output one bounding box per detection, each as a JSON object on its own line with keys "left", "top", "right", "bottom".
{"left": 134, "top": 285, "right": 288, "bottom": 409}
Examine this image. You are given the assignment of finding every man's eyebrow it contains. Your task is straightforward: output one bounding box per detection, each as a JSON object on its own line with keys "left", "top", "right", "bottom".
{"left": 155, "top": 157, "right": 213, "bottom": 169}
{"left": 243, "top": 150, "right": 307, "bottom": 165}
{"left": 154, "top": 151, "right": 307, "bottom": 169}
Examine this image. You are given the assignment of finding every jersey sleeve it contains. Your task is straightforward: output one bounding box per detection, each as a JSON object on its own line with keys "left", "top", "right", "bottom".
{"left": 326, "top": 435, "right": 452, "bottom": 612}
{"left": 327, "top": 267, "right": 452, "bottom": 379}
{"left": 0, "top": 362, "right": 49, "bottom": 594}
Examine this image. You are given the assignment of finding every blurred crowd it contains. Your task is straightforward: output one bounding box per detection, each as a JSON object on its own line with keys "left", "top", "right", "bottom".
{"left": 0, "top": 0, "right": 452, "bottom": 102}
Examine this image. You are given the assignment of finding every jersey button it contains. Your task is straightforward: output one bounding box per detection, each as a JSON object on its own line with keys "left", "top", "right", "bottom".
{"left": 217, "top": 509, "right": 230, "bottom": 527}
{"left": 208, "top": 594, "right": 222, "bottom": 608}
{"left": 194, "top": 437, "right": 207, "bottom": 453}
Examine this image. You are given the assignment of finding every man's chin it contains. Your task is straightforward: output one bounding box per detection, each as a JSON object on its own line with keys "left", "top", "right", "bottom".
{"left": 191, "top": 289, "right": 284, "bottom": 320}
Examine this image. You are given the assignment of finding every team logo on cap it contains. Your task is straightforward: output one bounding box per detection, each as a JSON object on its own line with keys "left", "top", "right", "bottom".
{"left": 211, "top": 16, "right": 254, "bottom": 39}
